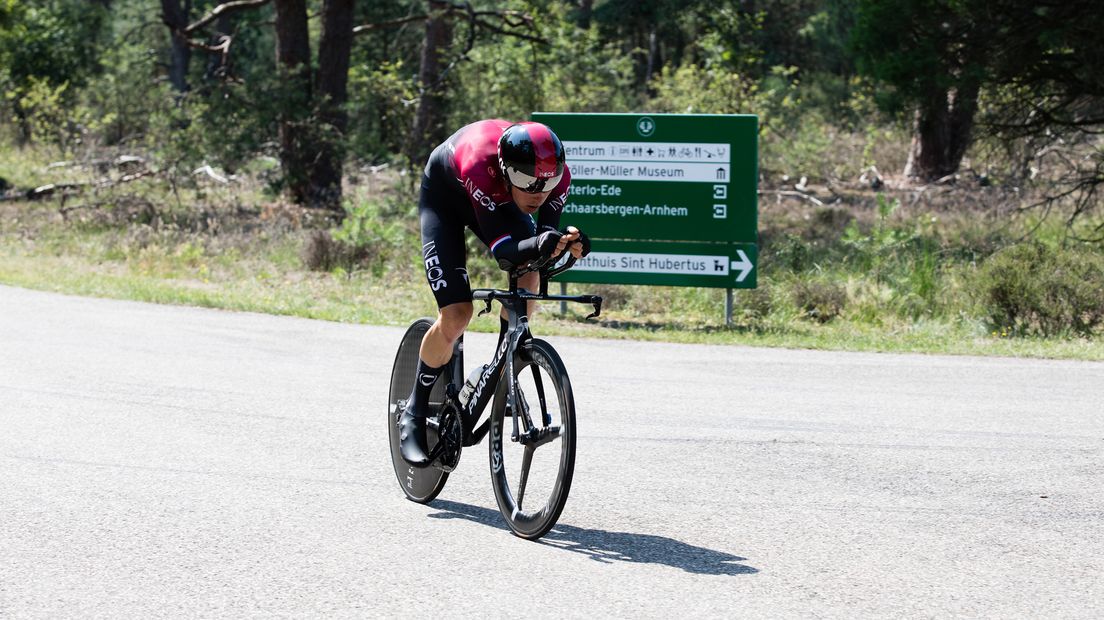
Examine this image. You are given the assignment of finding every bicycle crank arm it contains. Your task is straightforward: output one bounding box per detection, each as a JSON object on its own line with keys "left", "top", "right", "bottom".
{"left": 425, "top": 441, "right": 446, "bottom": 462}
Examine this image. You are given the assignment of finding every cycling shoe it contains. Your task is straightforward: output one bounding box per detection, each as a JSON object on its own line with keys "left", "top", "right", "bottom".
{"left": 398, "top": 405, "right": 431, "bottom": 468}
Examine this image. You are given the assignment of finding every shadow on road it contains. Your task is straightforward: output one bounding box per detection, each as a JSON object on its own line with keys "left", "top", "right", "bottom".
{"left": 428, "top": 500, "right": 758, "bottom": 576}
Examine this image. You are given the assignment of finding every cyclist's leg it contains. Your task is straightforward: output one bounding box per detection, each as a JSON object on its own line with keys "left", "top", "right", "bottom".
{"left": 517, "top": 271, "right": 540, "bottom": 314}
{"left": 421, "top": 303, "right": 472, "bottom": 365}
{"left": 400, "top": 166, "right": 473, "bottom": 466}
{"left": 417, "top": 197, "right": 474, "bottom": 367}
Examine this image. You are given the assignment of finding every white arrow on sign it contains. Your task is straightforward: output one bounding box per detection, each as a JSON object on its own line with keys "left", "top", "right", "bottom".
{"left": 730, "top": 250, "right": 754, "bottom": 283}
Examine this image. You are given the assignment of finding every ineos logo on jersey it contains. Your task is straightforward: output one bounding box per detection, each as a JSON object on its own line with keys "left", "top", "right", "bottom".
{"left": 548, "top": 190, "right": 569, "bottom": 211}
{"left": 422, "top": 241, "right": 447, "bottom": 291}
{"left": 463, "top": 177, "right": 499, "bottom": 211}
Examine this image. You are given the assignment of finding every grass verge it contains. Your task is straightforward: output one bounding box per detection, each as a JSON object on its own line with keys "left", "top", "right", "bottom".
{"left": 2, "top": 239, "right": 1101, "bottom": 361}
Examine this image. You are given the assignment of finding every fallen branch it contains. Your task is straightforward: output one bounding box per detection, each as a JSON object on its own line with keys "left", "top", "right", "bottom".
{"left": 11, "top": 169, "right": 157, "bottom": 202}
{"left": 28, "top": 183, "right": 88, "bottom": 200}
{"left": 193, "top": 165, "right": 229, "bottom": 184}
{"left": 111, "top": 170, "right": 155, "bottom": 186}
{"left": 759, "top": 189, "right": 825, "bottom": 207}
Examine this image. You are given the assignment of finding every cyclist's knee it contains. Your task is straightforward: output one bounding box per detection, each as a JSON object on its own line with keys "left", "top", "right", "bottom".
{"left": 515, "top": 272, "right": 540, "bottom": 315}
{"left": 518, "top": 271, "right": 539, "bottom": 291}
{"left": 437, "top": 303, "right": 473, "bottom": 341}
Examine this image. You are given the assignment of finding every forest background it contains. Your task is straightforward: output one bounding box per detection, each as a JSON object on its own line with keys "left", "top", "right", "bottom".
{"left": 1, "top": 0, "right": 1102, "bottom": 359}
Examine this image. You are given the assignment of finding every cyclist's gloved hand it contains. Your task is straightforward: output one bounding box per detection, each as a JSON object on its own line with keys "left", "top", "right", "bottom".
{"left": 559, "top": 227, "right": 591, "bottom": 258}
{"left": 494, "top": 228, "right": 563, "bottom": 270}
{"left": 535, "top": 228, "right": 564, "bottom": 259}
{"left": 569, "top": 228, "right": 591, "bottom": 257}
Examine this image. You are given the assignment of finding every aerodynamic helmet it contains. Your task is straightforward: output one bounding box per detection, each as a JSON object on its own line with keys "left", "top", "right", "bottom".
{"left": 497, "top": 122, "right": 566, "bottom": 193}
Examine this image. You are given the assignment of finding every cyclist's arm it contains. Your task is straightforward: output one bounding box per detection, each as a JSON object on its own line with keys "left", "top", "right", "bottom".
{"left": 489, "top": 229, "right": 562, "bottom": 270}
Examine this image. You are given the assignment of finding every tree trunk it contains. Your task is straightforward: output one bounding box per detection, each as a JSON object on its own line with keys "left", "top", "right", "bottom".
{"left": 577, "top": 0, "right": 594, "bottom": 29}
{"left": 160, "top": 0, "right": 193, "bottom": 93}
{"left": 406, "top": 1, "right": 453, "bottom": 166}
{"left": 904, "top": 81, "right": 980, "bottom": 181}
{"left": 645, "top": 26, "right": 658, "bottom": 85}
{"left": 311, "top": 0, "right": 355, "bottom": 209}
{"left": 273, "top": 0, "right": 313, "bottom": 205}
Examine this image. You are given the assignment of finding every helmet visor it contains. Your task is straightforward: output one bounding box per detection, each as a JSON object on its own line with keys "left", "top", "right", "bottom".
{"left": 504, "top": 166, "right": 562, "bottom": 193}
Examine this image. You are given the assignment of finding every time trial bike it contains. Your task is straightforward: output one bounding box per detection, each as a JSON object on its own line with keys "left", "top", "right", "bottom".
{"left": 387, "top": 254, "right": 601, "bottom": 540}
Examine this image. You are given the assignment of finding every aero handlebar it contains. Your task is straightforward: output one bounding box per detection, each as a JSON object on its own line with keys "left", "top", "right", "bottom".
{"left": 473, "top": 254, "right": 602, "bottom": 320}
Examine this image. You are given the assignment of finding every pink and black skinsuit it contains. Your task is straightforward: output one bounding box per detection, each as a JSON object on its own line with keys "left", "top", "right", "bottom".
{"left": 417, "top": 119, "right": 572, "bottom": 307}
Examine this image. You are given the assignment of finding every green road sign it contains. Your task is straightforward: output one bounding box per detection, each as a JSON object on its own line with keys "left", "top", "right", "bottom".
{"left": 532, "top": 113, "right": 758, "bottom": 289}
{"left": 560, "top": 240, "right": 757, "bottom": 289}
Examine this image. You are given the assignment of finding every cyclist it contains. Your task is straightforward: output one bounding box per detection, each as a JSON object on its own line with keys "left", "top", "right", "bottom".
{"left": 399, "top": 119, "right": 591, "bottom": 467}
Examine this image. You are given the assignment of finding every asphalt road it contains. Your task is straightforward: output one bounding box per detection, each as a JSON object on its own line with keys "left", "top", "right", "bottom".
{"left": 2, "top": 284, "right": 1102, "bottom": 618}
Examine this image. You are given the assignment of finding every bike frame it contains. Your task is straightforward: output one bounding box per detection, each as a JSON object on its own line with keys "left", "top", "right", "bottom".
{"left": 436, "top": 258, "right": 602, "bottom": 453}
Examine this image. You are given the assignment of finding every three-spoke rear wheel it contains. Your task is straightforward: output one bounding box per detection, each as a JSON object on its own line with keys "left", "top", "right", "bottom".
{"left": 488, "top": 338, "right": 576, "bottom": 540}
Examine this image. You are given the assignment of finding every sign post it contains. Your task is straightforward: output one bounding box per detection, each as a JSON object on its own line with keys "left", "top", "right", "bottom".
{"left": 532, "top": 113, "right": 758, "bottom": 322}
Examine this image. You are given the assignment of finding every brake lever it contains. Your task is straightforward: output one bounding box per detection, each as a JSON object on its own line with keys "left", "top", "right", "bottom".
{"left": 477, "top": 296, "right": 494, "bottom": 317}
{"left": 586, "top": 297, "right": 603, "bottom": 320}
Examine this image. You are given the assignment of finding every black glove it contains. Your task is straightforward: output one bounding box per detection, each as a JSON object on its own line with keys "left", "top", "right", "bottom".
{"left": 494, "top": 228, "right": 564, "bottom": 270}
{"left": 576, "top": 230, "right": 591, "bottom": 257}
{"left": 560, "top": 227, "right": 591, "bottom": 257}
{"left": 534, "top": 229, "right": 564, "bottom": 260}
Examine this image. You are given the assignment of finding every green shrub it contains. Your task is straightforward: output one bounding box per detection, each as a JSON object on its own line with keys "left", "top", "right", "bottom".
{"left": 768, "top": 233, "right": 815, "bottom": 272}
{"left": 306, "top": 198, "right": 412, "bottom": 273}
{"left": 978, "top": 243, "right": 1104, "bottom": 337}
{"left": 736, "top": 285, "right": 774, "bottom": 321}
{"left": 793, "top": 279, "right": 846, "bottom": 323}
{"left": 301, "top": 229, "right": 348, "bottom": 272}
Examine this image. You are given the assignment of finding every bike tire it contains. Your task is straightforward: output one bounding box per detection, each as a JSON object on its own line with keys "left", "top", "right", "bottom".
{"left": 488, "top": 338, "right": 576, "bottom": 540}
{"left": 388, "top": 318, "right": 449, "bottom": 503}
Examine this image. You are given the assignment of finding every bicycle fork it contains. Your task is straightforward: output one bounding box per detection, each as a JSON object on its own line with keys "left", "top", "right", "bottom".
{"left": 502, "top": 301, "right": 556, "bottom": 448}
